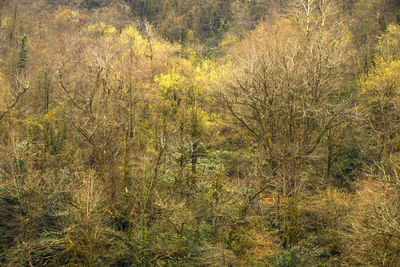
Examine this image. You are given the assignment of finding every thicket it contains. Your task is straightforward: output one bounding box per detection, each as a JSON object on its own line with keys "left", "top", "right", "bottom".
{"left": 1, "top": 0, "right": 400, "bottom": 266}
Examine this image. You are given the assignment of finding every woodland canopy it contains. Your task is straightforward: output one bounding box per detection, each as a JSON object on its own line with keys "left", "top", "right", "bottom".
{"left": 1, "top": 0, "right": 400, "bottom": 266}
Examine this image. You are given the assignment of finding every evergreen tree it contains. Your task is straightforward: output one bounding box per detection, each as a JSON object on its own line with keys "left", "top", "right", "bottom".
{"left": 17, "top": 35, "right": 28, "bottom": 70}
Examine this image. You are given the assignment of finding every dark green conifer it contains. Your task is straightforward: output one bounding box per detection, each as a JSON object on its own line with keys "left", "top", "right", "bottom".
{"left": 17, "top": 35, "right": 28, "bottom": 70}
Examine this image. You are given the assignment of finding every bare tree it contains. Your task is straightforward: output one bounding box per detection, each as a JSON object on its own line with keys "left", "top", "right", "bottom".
{"left": 345, "top": 157, "right": 400, "bottom": 266}
{"left": 220, "top": 0, "right": 353, "bottom": 247}
{"left": 0, "top": 73, "right": 30, "bottom": 122}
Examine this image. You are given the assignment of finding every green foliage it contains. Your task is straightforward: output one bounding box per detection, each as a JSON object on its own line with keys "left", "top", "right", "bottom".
{"left": 331, "top": 143, "right": 363, "bottom": 188}
{"left": 17, "top": 35, "right": 28, "bottom": 70}
{"left": 270, "top": 246, "right": 303, "bottom": 267}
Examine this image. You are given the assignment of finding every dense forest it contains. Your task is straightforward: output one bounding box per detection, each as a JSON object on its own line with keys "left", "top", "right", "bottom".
{"left": 1, "top": 0, "right": 400, "bottom": 266}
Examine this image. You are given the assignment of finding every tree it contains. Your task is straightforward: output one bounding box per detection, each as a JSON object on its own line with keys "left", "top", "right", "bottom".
{"left": 346, "top": 158, "right": 400, "bottom": 266}
{"left": 345, "top": 22, "right": 400, "bottom": 267}
{"left": 359, "top": 24, "right": 400, "bottom": 156}
{"left": 220, "top": 0, "right": 353, "bottom": 247}
{"left": 16, "top": 35, "right": 27, "bottom": 70}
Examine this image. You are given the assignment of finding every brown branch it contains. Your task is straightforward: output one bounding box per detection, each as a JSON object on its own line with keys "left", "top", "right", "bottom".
{"left": 0, "top": 81, "right": 29, "bottom": 122}
{"left": 58, "top": 69, "right": 86, "bottom": 113}
{"left": 223, "top": 96, "right": 259, "bottom": 139}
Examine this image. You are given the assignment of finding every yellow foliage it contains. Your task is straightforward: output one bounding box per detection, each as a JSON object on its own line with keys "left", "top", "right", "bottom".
{"left": 150, "top": 39, "right": 180, "bottom": 62}
{"left": 2, "top": 16, "right": 10, "bottom": 27}
{"left": 118, "top": 26, "right": 147, "bottom": 58}
{"left": 154, "top": 72, "right": 185, "bottom": 90}
{"left": 360, "top": 25, "right": 400, "bottom": 110}
{"left": 221, "top": 34, "right": 238, "bottom": 48}
{"left": 360, "top": 58, "right": 400, "bottom": 104}
{"left": 88, "top": 22, "right": 116, "bottom": 41}
{"left": 120, "top": 26, "right": 143, "bottom": 44}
